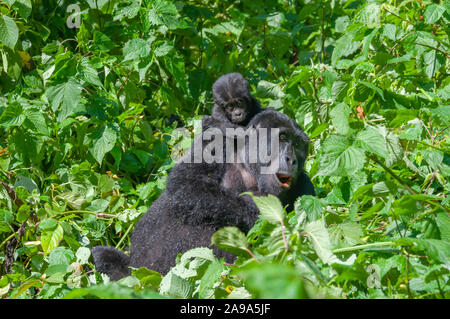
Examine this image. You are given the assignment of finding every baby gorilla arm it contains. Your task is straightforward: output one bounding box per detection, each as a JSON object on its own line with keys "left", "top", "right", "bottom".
{"left": 91, "top": 246, "right": 130, "bottom": 281}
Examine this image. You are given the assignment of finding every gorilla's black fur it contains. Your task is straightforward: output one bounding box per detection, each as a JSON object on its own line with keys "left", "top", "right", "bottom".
{"left": 202, "top": 72, "right": 262, "bottom": 132}
{"left": 92, "top": 95, "right": 314, "bottom": 280}
{"left": 91, "top": 246, "right": 130, "bottom": 281}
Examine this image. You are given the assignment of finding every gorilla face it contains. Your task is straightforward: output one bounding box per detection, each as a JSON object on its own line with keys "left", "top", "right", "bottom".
{"left": 212, "top": 72, "right": 257, "bottom": 126}
{"left": 223, "top": 98, "right": 251, "bottom": 124}
{"left": 243, "top": 109, "right": 310, "bottom": 197}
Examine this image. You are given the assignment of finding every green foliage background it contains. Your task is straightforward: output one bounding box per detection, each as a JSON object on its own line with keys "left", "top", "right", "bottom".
{"left": 0, "top": 0, "right": 448, "bottom": 299}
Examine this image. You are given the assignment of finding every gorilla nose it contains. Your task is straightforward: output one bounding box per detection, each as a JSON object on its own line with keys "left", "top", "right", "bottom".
{"left": 286, "top": 155, "right": 297, "bottom": 167}
{"left": 234, "top": 110, "right": 242, "bottom": 117}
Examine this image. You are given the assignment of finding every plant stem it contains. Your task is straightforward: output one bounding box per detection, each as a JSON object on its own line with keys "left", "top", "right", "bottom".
{"left": 116, "top": 222, "right": 135, "bottom": 250}
{"left": 332, "top": 241, "right": 394, "bottom": 254}
{"left": 53, "top": 210, "right": 117, "bottom": 219}
{"left": 367, "top": 154, "right": 416, "bottom": 195}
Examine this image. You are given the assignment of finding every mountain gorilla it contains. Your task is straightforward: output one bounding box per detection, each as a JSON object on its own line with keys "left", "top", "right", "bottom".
{"left": 92, "top": 109, "right": 314, "bottom": 278}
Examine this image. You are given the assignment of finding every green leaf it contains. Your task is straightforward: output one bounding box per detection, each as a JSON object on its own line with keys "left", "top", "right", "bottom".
{"left": 356, "top": 125, "right": 388, "bottom": 158}
{"left": 41, "top": 224, "right": 64, "bottom": 255}
{"left": 89, "top": 124, "right": 118, "bottom": 164}
{"left": 13, "top": 0, "right": 32, "bottom": 19}
{"left": 38, "top": 218, "right": 58, "bottom": 231}
{"left": 164, "top": 52, "right": 187, "bottom": 94}
{"left": 48, "top": 246, "right": 75, "bottom": 265}
{"left": 436, "top": 213, "right": 450, "bottom": 242}
{"left": 93, "top": 31, "right": 114, "bottom": 52}
{"left": 335, "top": 16, "right": 350, "bottom": 33}
{"left": 298, "top": 195, "right": 324, "bottom": 221}
{"left": 329, "top": 222, "right": 364, "bottom": 247}
{"left": 16, "top": 204, "right": 30, "bottom": 223}
{"left": 304, "top": 220, "right": 355, "bottom": 265}
{"left": 148, "top": 0, "right": 185, "bottom": 30}
{"left": 211, "top": 226, "right": 249, "bottom": 257}
{"left": 159, "top": 272, "right": 194, "bottom": 298}
{"left": 330, "top": 102, "right": 351, "bottom": 135}
{"left": 318, "top": 135, "right": 366, "bottom": 176}
{"left": 0, "top": 102, "right": 25, "bottom": 128}
{"left": 76, "top": 247, "right": 91, "bottom": 265}
{"left": 256, "top": 80, "right": 285, "bottom": 99}
{"left": 198, "top": 260, "right": 225, "bottom": 299}
{"left": 398, "top": 238, "right": 450, "bottom": 264}
{"left": 23, "top": 107, "right": 49, "bottom": 135}
{"left": 56, "top": 191, "right": 87, "bottom": 210}
{"left": 331, "top": 31, "right": 360, "bottom": 66}
{"left": 424, "top": 4, "right": 445, "bottom": 24}
{"left": 123, "top": 38, "right": 152, "bottom": 61}
{"left": 244, "top": 193, "right": 285, "bottom": 225}
{"left": 356, "top": 3, "right": 380, "bottom": 28}
{"left": 237, "top": 263, "right": 307, "bottom": 299}
{"left": 0, "top": 15, "right": 19, "bottom": 49}
{"left": 46, "top": 78, "right": 82, "bottom": 121}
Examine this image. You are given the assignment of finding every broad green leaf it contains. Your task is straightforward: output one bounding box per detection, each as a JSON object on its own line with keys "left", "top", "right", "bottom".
{"left": 356, "top": 125, "right": 388, "bottom": 158}
{"left": 335, "top": 16, "right": 350, "bottom": 33}
{"left": 132, "top": 267, "right": 163, "bottom": 290}
{"left": 89, "top": 124, "right": 118, "bottom": 164}
{"left": 164, "top": 52, "right": 187, "bottom": 94}
{"left": 398, "top": 238, "right": 450, "bottom": 264}
{"left": 424, "top": 4, "right": 445, "bottom": 24}
{"left": 16, "top": 204, "right": 30, "bottom": 223}
{"left": 56, "top": 192, "right": 87, "bottom": 210}
{"left": 244, "top": 193, "right": 285, "bottom": 225}
{"left": 329, "top": 222, "right": 364, "bottom": 247}
{"left": 41, "top": 224, "right": 64, "bottom": 255}
{"left": 330, "top": 102, "right": 351, "bottom": 135}
{"left": 13, "top": 0, "right": 32, "bottom": 19}
{"left": 123, "top": 38, "right": 151, "bottom": 61}
{"left": 159, "top": 272, "right": 194, "bottom": 298}
{"left": 304, "top": 220, "right": 355, "bottom": 265}
{"left": 237, "top": 263, "right": 307, "bottom": 299}
{"left": 356, "top": 3, "right": 380, "bottom": 28}
{"left": 148, "top": 0, "right": 185, "bottom": 30}
{"left": 48, "top": 246, "right": 75, "bottom": 265}
{"left": 46, "top": 78, "right": 82, "bottom": 121}
{"left": 256, "top": 80, "right": 285, "bottom": 99}
{"left": 211, "top": 226, "right": 249, "bottom": 257}
{"left": 318, "top": 135, "right": 365, "bottom": 176}
{"left": 331, "top": 31, "right": 360, "bottom": 66}
{"left": 298, "top": 195, "right": 324, "bottom": 221}
{"left": 0, "top": 15, "right": 19, "bottom": 49}
{"left": 179, "top": 247, "right": 215, "bottom": 263}
{"left": 113, "top": 1, "right": 140, "bottom": 21}
{"left": 23, "top": 107, "right": 49, "bottom": 135}
{"left": 75, "top": 247, "right": 91, "bottom": 265}
{"left": 79, "top": 59, "right": 103, "bottom": 87}
{"left": 0, "top": 102, "right": 25, "bottom": 128}
{"left": 383, "top": 24, "right": 397, "bottom": 41}
{"left": 37, "top": 218, "right": 58, "bottom": 231}
{"left": 198, "top": 260, "right": 225, "bottom": 299}
{"left": 93, "top": 31, "right": 113, "bottom": 52}
{"left": 436, "top": 213, "right": 450, "bottom": 242}
{"left": 13, "top": 280, "right": 42, "bottom": 298}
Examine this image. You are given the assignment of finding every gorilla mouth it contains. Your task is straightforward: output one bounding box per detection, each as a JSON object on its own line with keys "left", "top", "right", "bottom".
{"left": 276, "top": 174, "right": 293, "bottom": 188}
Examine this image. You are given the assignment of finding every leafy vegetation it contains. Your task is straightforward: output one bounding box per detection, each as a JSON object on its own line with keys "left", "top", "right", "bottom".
{"left": 0, "top": 0, "right": 449, "bottom": 299}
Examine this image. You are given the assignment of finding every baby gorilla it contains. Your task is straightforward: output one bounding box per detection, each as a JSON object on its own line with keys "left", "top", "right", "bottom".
{"left": 202, "top": 72, "right": 262, "bottom": 132}
{"left": 92, "top": 109, "right": 314, "bottom": 278}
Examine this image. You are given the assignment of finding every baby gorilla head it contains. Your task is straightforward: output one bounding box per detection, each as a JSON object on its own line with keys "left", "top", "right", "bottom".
{"left": 212, "top": 72, "right": 261, "bottom": 126}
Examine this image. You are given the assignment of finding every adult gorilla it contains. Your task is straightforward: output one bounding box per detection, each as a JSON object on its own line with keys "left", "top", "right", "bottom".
{"left": 92, "top": 109, "right": 314, "bottom": 277}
